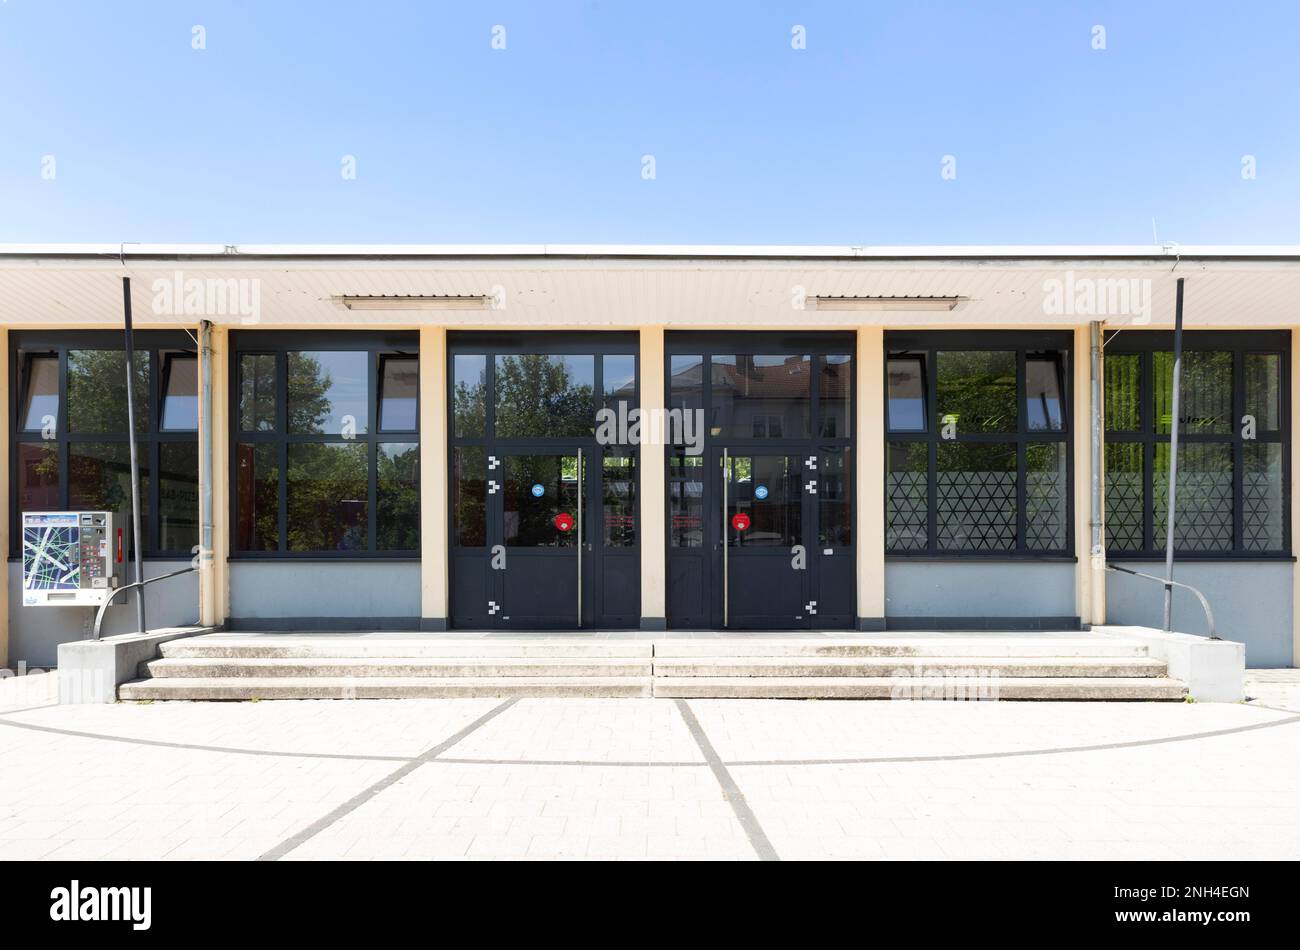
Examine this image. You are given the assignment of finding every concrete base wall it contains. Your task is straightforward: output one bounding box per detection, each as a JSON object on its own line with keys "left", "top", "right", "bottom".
{"left": 228, "top": 560, "right": 420, "bottom": 626}
{"left": 884, "top": 560, "right": 1077, "bottom": 625}
{"left": 7, "top": 560, "right": 199, "bottom": 669}
{"left": 1106, "top": 560, "right": 1293, "bottom": 668}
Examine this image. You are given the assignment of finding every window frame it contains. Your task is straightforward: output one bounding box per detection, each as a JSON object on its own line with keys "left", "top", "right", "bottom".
{"left": 9, "top": 330, "right": 199, "bottom": 559}
{"left": 1102, "top": 329, "right": 1290, "bottom": 560}
{"left": 229, "top": 330, "right": 420, "bottom": 559}
{"left": 885, "top": 331, "right": 1074, "bottom": 559}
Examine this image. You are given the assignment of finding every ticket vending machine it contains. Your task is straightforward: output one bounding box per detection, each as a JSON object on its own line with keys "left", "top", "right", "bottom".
{"left": 21, "top": 511, "right": 126, "bottom": 607}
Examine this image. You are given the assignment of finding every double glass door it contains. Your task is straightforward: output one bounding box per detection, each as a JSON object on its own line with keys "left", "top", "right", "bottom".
{"left": 668, "top": 445, "right": 853, "bottom": 629}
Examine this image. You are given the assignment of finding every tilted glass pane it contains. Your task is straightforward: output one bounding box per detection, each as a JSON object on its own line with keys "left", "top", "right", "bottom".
{"left": 235, "top": 443, "right": 278, "bottom": 551}
{"left": 1025, "top": 442, "right": 1067, "bottom": 550}
{"left": 20, "top": 354, "right": 58, "bottom": 432}
{"left": 378, "top": 357, "right": 419, "bottom": 432}
{"left": 727, "top": 454, "right": 799, "bottom": 547}
{"left": 820, "top": 355, "right": 852, "bottom": 438}
{"left": 935, "top": 351, "right": 1016, "bottom": 434}
{"left": 494, "top": 355, "right": 595, "bottom": 439}
{"left": 935, "top": 442, "right": 1016, "bottom": 551}
{"left": 669, "top": 452, "right": 704, "bottom": 548}
{"left": 1025, "top": 354, "right": 1066, "bottom": 431}
{"left": 1243, "top": 443, "right": 1284, "bottom": 552}
{"left": 602, "top": 452, "right": 636, "bottom": 547}
{"left": 1104, "top": 353, "right": 1141, "bottom": 432}
{"left": 1104, "top": 442, "right": 1144, "bottom": 552}
{"left": 238, "top": 354, "right": 277, "bottom": 432}
{"left": 68, "top": 350, "right": 149, "bottom": 433}
{"left": 452, "top": 354, "right": 487, "bottom": 438}
{"left": 887, "top": 357, "right": 925, "bottom": 432}
{"left": 1246, "top": 353, "right": 1281, "bottom": 432}
{"left": 16, "top": 443, "right": 60, "bottom": 511}
{"left": 69, "top": 442, "right": 151, "bottom": 550}
{"left": 1153, "top": 443, "right": 1232, "bottom": 552}
{"left": 819, "top": 448, "right": 852, "bottom": 547}
{"left": 288, "top": 351, "right": 368, "bottom": 435}
{"left": 453, "top": 446, "right": 486, "bottom": 547}
{"left": 160, "top": 353, "right": 199, "bottom": 431}
{"left": 887, "top": 442, "right": 927, "bottom": 551}
{"left": 503, "top": 454, "right": 580, "bottom": 547}
{"left": 1154, "top": 351, "right": 1231, "bottom": 435}
{"left": 158, "top": 442, "right": 200, "bottom": 552}
{"left": 286, "top": 442, "right": 368, "bottom": 551}
{"left": 377, "top": 443, "right": 420, "bottom": 550}
{"left": 711, "top": 355, "right": 811, "bottom": 439}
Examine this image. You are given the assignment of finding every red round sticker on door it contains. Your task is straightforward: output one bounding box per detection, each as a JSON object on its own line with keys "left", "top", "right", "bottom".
{"left": 731, "top": 513, "right": 751, "bottom": 532}
{"left": 554, "top": 513, "right": 574, "bottom": 532}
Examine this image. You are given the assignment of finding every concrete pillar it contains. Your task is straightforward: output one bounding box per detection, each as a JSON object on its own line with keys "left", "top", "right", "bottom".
{"left": 420, "top": 327, "right": 449, "bottom": 630}
{"left": 1292, "top": 330, "right": 1300, "bottom": 665}
{"left": 1074, "top": 324, "right": 1104, "bottom": 626}
{"left": 0, "top": 328, "right": 8, "bottom": 666}
{"left": 198, "top": 324, "right": 229, "bottom": 628}
{"left": 856, "top": 327, "right": 885, "bottom": 630}
{"left": 639, "top": 326, "right": 667, "bottom": 629}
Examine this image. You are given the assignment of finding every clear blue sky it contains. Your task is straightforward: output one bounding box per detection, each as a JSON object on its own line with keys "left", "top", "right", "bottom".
{"left": 2, "top": 0, "right": 1298, "bottom": 245}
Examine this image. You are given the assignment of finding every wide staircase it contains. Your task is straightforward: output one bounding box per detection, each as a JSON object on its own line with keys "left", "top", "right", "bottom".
{"left": 118, "top": 633, "right": 1187, "bottom": 701}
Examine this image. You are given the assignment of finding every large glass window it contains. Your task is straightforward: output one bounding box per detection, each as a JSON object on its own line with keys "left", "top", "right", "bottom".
{"left": 886, "top": 333, "right": 1071, "bottom": 556}
{"left": 232, "top": 333, "right": 419, "bottom": 555}
{"left": 11, "top": 334, "right": 198, "bottom": 557}
{"left": 1104, "top": 333, "right": 1287, "bottom": 557}
{"left": 494, "top": 354, "right": 596, "bottom": 438}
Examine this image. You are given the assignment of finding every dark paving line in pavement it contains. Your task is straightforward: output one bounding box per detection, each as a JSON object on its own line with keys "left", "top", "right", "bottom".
{"left": 0, "top": 714, "right": 412, "bottom": 762}
{"left": 436, "top": 757, "right": 704, "bottom": 767}
{"left": 726, "top": 712, "right": 1300, "bottom": 767}
{"left": 674, "top": 699, "right": 778, "bottom": 862}
{"left": 258, "top": 699, "right": 518, "bottom": 861}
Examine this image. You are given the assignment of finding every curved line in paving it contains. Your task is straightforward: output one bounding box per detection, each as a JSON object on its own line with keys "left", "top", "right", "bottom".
{"left": 0, "top": 706, "right": 1296, "bottom": 768}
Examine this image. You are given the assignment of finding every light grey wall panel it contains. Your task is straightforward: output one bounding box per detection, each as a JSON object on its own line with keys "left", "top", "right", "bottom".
{"left": 8, "top": 560, "right": 199, "bottom": 669}
{"left": 885, "top": 561, "right": 1077, "bottom": 623}
{"left": 1107, "top": 560, "right": 1293, "bottom": 668}
{"left": 228, "top": 561, "right": 420, "bottom": 626}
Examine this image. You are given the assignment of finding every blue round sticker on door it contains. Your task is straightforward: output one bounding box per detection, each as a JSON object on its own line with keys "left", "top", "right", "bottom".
{"left": 755, "top": 485, "right": 769, "bottom": 500}
{"left": 530, "top": 483, "right": 545, "bottom": 497}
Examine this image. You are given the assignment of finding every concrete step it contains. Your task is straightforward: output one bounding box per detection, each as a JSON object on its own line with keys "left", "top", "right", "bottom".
{"left": 118, "top": 675, "right": 653, "bottom": 700}
{"left": 652, "top": 638, "right": 1150, "bottom": 659}
{"left": 141, "top": 656, "right": 653, "bottom": 678}
{"left": 652, "top": 656, "right": 1168, "bottom": 678}
{"left": 161, "top": 637, "right": 653, "bottom": 660}
{"left": 652, "top": 676, "right": 1187, "bottom": 700}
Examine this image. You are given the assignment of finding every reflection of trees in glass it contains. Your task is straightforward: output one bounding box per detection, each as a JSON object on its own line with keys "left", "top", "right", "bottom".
{"left": 286, "top": 443, "right": 368, "bottom": 551}
{"left": 378, "top": 443, "right": 420, "bottom": 550}
{"left": 495, "top": 355, "right": 594, "bottom": 438}
{"left": 236, "top": 444, "right": 278, "bottom": 551}
{"left": 453, "top": 447, "right": 486, "bottom": 546}
{"left": 1154, "top": 351, "right": 1232, "bottom": 434}
{"left": 239, "top": 354, "right": 277, "bottom": 431}
{"left": 287, "top": 352, "right": 338, "bottom": 434}
{"left": 936, "top": 351, "right": 1016, "bottom": 433}
{"left": 453, "top": 356, "right": 487, "bottom": 436}
{"left": 67, "top": 350, "right": 149, "bottom": 432}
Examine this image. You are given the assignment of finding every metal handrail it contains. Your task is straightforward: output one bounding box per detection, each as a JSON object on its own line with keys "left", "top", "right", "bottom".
{"left": 92, "top": 566, "right": 198, "bottom": 641}
{"left": 1106, "top": 564, "right": 1218, "bottom": 640}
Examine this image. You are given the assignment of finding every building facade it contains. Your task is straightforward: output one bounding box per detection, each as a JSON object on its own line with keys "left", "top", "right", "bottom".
{"left": 2, "top": 245, "right": 1296, "bottom": 667}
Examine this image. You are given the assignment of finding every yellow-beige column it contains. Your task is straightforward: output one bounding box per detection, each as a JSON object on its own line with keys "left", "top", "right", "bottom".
{"left": 420, "top": 327, "right": 450, "bottom": 630}
{"left": 198, "top": 324, "right": 230, "bottom": 627}
{"left": 639, "top": 326, "right": 667, "bottom": 628}
{"left": 1074, "top": 324, "right": 1104, "bottom": 626}
{"left": 1292, "top": 330, "right": 1300, "bottom": 665}
{"left": 856, "top": 328, "right": 885, "bottom": 629}
{"left": 0, "top": 329, "right": 9, "bottom": 665}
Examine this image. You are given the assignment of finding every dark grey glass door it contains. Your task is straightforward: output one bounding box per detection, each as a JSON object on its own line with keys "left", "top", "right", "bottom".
{"left": 493, "top": 448, "right": 586, "bottom": 629}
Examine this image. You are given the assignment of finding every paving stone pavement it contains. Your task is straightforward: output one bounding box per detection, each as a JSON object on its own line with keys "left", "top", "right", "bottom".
{"left": 1, "top": 671, "right": 1298, "bottom": 860}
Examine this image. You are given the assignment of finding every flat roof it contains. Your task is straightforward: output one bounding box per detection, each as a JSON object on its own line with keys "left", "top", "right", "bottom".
{"left": 2, "top": 243, "right": 1300, "bottom": 262}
